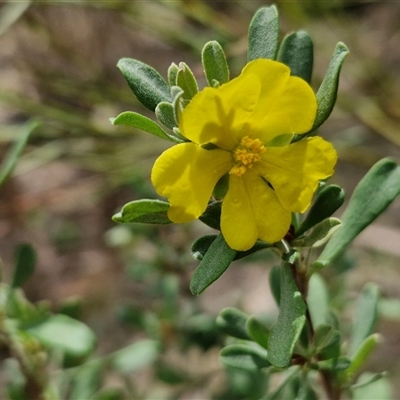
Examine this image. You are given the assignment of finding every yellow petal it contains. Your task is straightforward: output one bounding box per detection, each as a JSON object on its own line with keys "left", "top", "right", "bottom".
{"left": 151, "top": 143, "right": 232, "bottom": 223}
{"left": 180, "top": 72, "right": 261, "bottom": 150}
{"left": 221, "top": 170, "right": 291, "bottom": 251}
{"left": 242, "top": 59, "right": 317, "bottom": 143}
{"left": 257, "top": 137, "right": 337, "bottom": 213}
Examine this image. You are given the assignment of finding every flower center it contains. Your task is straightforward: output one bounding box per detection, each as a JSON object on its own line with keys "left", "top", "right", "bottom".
{"left": 230, "top": 136, "right": 266, "bottom": 176}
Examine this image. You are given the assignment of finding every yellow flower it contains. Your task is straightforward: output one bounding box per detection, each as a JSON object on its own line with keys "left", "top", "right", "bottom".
{"left": 151, "top": 59, "right": 337, "bottom": 251}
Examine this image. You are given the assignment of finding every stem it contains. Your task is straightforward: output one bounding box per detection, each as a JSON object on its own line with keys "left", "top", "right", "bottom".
{"left": 289, "top": 253, "right": 341, "bottom": 400}
{"left": 0, "top": 319, "right": 47, "bottom": 400}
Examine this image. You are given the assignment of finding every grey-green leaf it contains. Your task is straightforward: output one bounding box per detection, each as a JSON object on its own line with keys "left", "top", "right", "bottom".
{"left": 111, "top": 339, "right": 160, "bottom": 373}
{"left": 216, "top": 307, "right": 251, "bottom": 340}
{"left": 25, "top": 314, "right": 96, "bottom": 367}
{"left": 11, "top": 244, "right": 36, "bottom": 288}
{"left": 291, "top": 218, "right": 341, "bottom": 248}
{"left": 347, "top": 334, "right": 381, "bottom": 379}
{"left": 296, "top": 185, "right": 344, "bottom": 237}
{"left": 110, "top": 111, "right": 179, "bottom": 142}
{"left": 202, "top": 40, "right": 230, "bottom": 86}
{"left": 191, "top": 234, "right": 271, "bottom": 262}
{"left": 248, "top": 5, "right": 279, "bottom": 61}
{"left": 112, "top": 199, "right": 172, "bottom": 225}
{"left": 264, "top": 368, "right": 298, "bottom": 400}
{"left": 350, "top": 283, "right": 380, "bottom": 356}
{"left": 0, "top": 120, "right": 38, "bottom": 187}
{"left": 70, "top": 360, "right": 104, "bottom": 400}
{"left": 351, "top": 372, "right": 387, "bottom": 390}
{"left": 176, "top": 62, "right": 198, "bottom": 101}
{"left": 307, "top": 274, "right": 329, "bottom": 329}
{"left": 199, "top": 201, "right": 222, "bottom": 230}
{"left": 220, "top": 344, "right": 270, "bottom": 371}
{"left": 190, "top": 233, "right": 236, "bottom": 295}
{"left": 172, "top": 86, "right": 185, "bottom": 125}
{"left": 352, "top": 372, "right": 391, "bottom": 400}
{"left": 277, "top": 30, "right": 313, "bottom": 83}
{"left": 312, "top": 42, "right": 349, "bottom": 130}
{"left": 318, "top": 329, "right": 341, "bottom": 361}
{"left": 155, "top": 101, "right": 177, "bottom": 130}
{"left": 267, "top": 262, "right": 306, "bottom": 368}
{"left": 192, "top": 235, "right": 217, "bottom": 261}
{"left": 314, "top": 158, "right": 400, "bottom": 269}
{"left": 167, "top": 62, "right": 179, "bottom": 86}
{"left": 246, "top": 317, "right": 270, "bottom": 349}
{"left": 117, "top": 58, "right": 172, "bottom": 111}
{"left": 269, "top": 265, "right": 281, "bottom": 306}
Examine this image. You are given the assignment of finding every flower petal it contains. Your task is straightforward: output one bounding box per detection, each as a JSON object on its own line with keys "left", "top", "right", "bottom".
{"left": 221, "top": 170, "right": 291, "bottom": 251}
{"left": 151, "top": 143, "right": 232, "bottom": 223}
{"left": 242, "top": 59, "right": 317, "bottom": 143}
{"left": 258, "top": 137, "right": 337, "bottom": 213}
{"left": 180, "top": 72, "right": 261, "bottom": 150}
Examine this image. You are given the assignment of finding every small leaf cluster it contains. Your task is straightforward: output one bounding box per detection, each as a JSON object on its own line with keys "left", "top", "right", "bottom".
{"left": 111, "top": 4, "right": 399, "bottom": 399}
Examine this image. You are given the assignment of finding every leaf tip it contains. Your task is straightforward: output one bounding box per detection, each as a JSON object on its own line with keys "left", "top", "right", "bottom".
{"left": 112, "top": 212, "right": 123, "bottom": 223}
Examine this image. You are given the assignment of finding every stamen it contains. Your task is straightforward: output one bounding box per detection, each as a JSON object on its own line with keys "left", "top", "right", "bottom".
{"left": 230, "top": 136, "right": 266, "bottom": 176}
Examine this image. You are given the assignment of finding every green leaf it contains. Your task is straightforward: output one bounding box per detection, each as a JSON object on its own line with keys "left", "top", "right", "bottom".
{"left": 110, "top": 111, "right": 179, "bottom": 142}
{"left": 190, "top": 233, "right": 236, "bottom": 295}
{"left": 291, "top": 218, "right": 341, "bottom": 248}
{"left": 307, "top": 274, "right": 329, "bottom": 329}
{"left": 25, "top": 314, "right": 96, "bottom": 367}
{"left": 267, "top": 263, "right": 306, "bottom": 368}
{"left": 112, "top": 199, "right": 172, "bottom": 225}
{"left": 277, "top": 30, "right": 313, "bottom": 83}
{"left": 246, "top": 317, "right": 270, "bottom": 349}
{"left": 317, "top": 329, "right": 341, "bottom": 361}
{"left": 314, "top": 158, "right": 400, "bottom": 270}
{"left": 199, "top": 201, "right": 222, "bottom": 230}
{"left": 213, "top": 173, "right": 229, "bottom": 200}
{"left": 312, "top": 42, "right": 349, "bottom": 130}
{"left": 350, "top": 283, "right": 380, "bottom": 356}
{"left": 11, "top": 244, "right": 36, "bottom": 288}
{"left": 156, "top": 362, "right": 190, "bottom": 385}
{"left": 58, "top": 296, "right": 82, "bottom": 320}
{"left": 191, "top": 234, "right": 271, "bottom": 262}
{"left": 347, "top": 334, "right": 381, "bottom": 379}
{"left": 191, "top": 235, "right": 217, "bottom": 261}
{"left": 314, "top": 324, "right": 335, "bottom": 351}
{"left": 317, "top": 356, "right": 351, "bottom": 371}
{"left": 167, "top": 62, "right": 179, "bottom": 86}
{"left": 92, "top": 388, "right": 125, "bottom": 400}
{"left": 176, "top": 62, "right": 198, "bottom": 100}
{"left": 220, "top": 344, "right": 270, "bottom": 371}
{"left": 248, "top": 5, "right": 279, "bottom": 61}
{"left": 0, "top": 120, "right": 38, "bottom": 187}
{"left": 216, "top": 307, "right": 250, "bottom": 340}
{"left": 111, "top": 339, "right": 160, "bottom": 373}
{"left": 296, "top": 184, "right": 345, "bottom": 237}
{"left": 117, "top": 58, "right": 172, "bottom": 111}
{"left": 202, "top": 40, "right": 230, "bottom": 86}
{"left": 265, "top": 133, "right": 293, "bottom": 147}
{"left": 155, "top": 101, "right": 177, "bottom": 130}
{"left": 297, "top": 379, "right": 318, "bottom": 400}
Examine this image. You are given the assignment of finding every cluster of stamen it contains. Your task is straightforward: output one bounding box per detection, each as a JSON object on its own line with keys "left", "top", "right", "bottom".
{"left": 230, "top": 136, "right": 266, "bottom": 176}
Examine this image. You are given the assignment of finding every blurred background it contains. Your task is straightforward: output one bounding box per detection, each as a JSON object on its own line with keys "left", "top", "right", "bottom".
{"left": 1, "top": 0, "right": 400, "bottom": 398}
